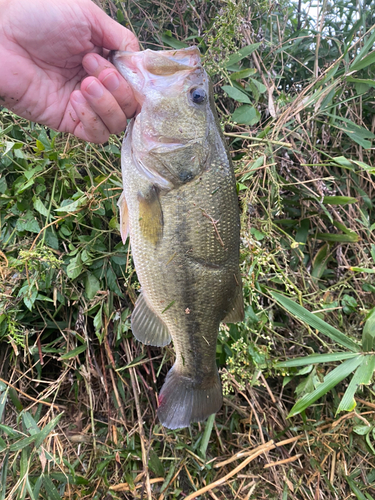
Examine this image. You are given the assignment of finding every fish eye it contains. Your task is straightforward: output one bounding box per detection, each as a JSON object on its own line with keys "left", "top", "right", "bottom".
{"left": 190, "top": 87, "right": 206, "bottom": 104}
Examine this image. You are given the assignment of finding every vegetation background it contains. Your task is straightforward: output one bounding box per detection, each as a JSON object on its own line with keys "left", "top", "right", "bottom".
{"left": 1, "top": 0, "right": 375, "bottom": 498}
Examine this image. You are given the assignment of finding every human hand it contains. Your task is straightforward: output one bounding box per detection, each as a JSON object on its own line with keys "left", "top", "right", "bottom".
{"left": 0, "top": 0, "right": 139, "bottom": 143}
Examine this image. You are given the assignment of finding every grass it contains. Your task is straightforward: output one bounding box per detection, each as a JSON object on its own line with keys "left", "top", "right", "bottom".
{"left": 1, "top": 0, "right": 375, "bottom": 498}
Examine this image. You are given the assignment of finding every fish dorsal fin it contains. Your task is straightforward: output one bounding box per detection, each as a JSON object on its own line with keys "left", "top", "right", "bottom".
{"left": 131, "top": 292, "right": 172, "bottom": 347}
{"left": 117, "top": 192, "right": 129, "bottom": 244}
{"left": 222, "top": 278, "right": 244, "bottom": 324}
{"left": 138, "top": 186, "right": 163, "bottom": 246}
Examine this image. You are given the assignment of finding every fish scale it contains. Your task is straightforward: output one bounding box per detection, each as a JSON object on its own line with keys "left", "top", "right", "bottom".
{"left": 112, "top": 46, "right": 244, "bottom": 429}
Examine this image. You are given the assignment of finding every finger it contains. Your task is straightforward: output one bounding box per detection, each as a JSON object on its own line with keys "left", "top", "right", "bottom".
{"left": 80, "top": 77, "right": 127, "bottom": 135}
{"left": 83, "top": 54, "right": 138, "bottom": 117}
{"left": 88, "top": 2, "right": 140, "bottom": 52}
{"left": 70, "top": 90, "right": 110, "bottom": 144}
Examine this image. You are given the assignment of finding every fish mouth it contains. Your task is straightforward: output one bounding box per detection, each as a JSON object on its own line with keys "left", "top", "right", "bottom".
{"left": 109, "top": 47, "right": 204, "bottom": 104}
{"left": 110, "top": 47, "right": 201, "bottom": 77}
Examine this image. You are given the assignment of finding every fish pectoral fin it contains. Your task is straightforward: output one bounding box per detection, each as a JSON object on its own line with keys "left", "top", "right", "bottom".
{"left": 138, "top": 185, "right": 163, "bottom": 246}
{"left": 222, "top": 278, "right": 244, "bottom": 323}
{"left": 131, "top": 292, "right": 172, "bottom": 347}
{"left": 117, "top": 192, "right": 129, "bottom": 244}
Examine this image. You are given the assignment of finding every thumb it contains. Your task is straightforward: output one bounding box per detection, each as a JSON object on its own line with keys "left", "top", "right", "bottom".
{"left": 86, "top": 1, "right": 139, "bottom": 52}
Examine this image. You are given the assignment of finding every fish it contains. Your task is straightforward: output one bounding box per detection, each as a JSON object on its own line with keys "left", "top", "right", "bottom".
{"left": 111, "top": 46, "right": 244, "bottom": 429}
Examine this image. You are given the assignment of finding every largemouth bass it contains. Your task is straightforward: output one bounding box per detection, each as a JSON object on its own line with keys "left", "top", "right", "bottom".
{"left": 111, "top": 47, "right": 244, "bottom": 429}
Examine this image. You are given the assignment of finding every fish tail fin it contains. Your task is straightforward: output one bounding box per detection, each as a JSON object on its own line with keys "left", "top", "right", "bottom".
{"left": 157, "top": 365, "right": 222, "bottom": 429}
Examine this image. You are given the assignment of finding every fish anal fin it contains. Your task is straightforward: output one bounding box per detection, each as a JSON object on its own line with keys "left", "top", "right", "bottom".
{"left": 157, "top": 366, "right": 222, "bottom": 429}
{"left": 117, "top": 192, "right": 129, "bottom": 244}
{"left": 138, "top": 185, "right": 163, "bottom": 246}
{"left": 223, "top": 279, "right": 244, "bottom": 324}
{"left": 131, "top": 292, "right": 171, "bottom": 347}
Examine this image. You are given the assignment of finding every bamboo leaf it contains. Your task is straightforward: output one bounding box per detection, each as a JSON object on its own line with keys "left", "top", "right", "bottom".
{"left": 316, "top": 232, "right": 360, "bottom": 243}
{"left": 34, "top": 413, "right": 63, "bottom": 449}
{"left": 271, "top": 292, "right": 360, "bottom": 352}
{"left": 337, "top": 356, "right": 375, "bottom": 413}
{"left": 322, "top": 196, "right": 357, "bottom": 205}
{"left": 288, "top": 355, "right": 363, "bottom": 417}
{"left": 42, "top": 475, "right": 61, "bottom": 500}
{"left": 60, "top": 343, "right": 87, "bottom": 360}
{"left": 276, "top": 352, "right": 359, "bottom": 368}
{"left": 363, "top": 310, "right": 375, "bottom": 351}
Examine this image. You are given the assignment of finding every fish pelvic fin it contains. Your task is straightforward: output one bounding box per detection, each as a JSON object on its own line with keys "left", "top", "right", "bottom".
{"left": 157, "top": 366, "right": 222, "bottom": 429}
{"left": 223, "top": 274, "right": 244, "bottom": 323}
{"left": 131, "top": 292, "right": 172, "bottom": 347}
{"left": 117, "top": 192, "right": 129, "bottom": 244}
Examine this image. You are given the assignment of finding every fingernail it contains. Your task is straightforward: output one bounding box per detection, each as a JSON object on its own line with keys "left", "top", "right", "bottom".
{"left": 86, "top": 80, "right": 103, "bottom": 98}
{"left": 72, "top": 91, "right": 86, "bottom": 104}
{"left": 102, "top": 72, "right": 120, "bottom": 92}
{"left": 84, "top": 54, "right": 99, "bottom": 73}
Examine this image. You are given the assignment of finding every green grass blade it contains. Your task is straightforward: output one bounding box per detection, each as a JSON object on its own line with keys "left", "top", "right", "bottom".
{"left": 337, "top": 356, "right": 375, "bottom": 413}
{"left": 0, "top": 389, "right": 8, "bottom": 422}
{"left": 271, "top": 292, "right": 360, "bottom": 352}
{"left": 199, "top": 413, "right": 215, "bottom": 459}
{"left": 0, "top": 451, "right": 9, "bottom": 500}
{"left": 345, "top": 475, "right": 369, "bottom": 500}
{"left": 276, "top": 352, "right": 359, "bottom": 368}
{"left": 42, "top": 475, "right": 61, "bottom": 500}
{"left": 288, "top": 355, "right": 363, "bottom": 417}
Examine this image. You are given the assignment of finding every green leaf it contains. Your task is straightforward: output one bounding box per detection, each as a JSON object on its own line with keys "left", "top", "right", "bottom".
{"left": 288, "top": 355, "right": 363, "bottom": 417}
{"left": 60, "top": 344, "right": 87, "bottom": 360}
{"left": 230, "top": 68, "right": 257, "bottom": 80}
{"left": 32, "top": 196, "right": 49, "bottom": 217}
{"left": 345, "top": 475, "right": 369, "bottom": 500}
{"left": 249, "top": 78, "right": 267, "bottom": 94}
{"left": 0, "top": 451, "right": 8, "bottom": 500}
{"left": 160, "top": 34, "right": 188, "bottom": 49}
{"left": 199, "top": 413, "right": 215, "bottom": 458}
{"left": 270, "top": 292, "right": 360, "bottom": 352}
{"left": 349, "top": 50, "right": 375, "bottom": 73}
{"left": 226, "top": 43, "right": 261, "bottom": 67}
{"left": 55, "top": 196, "right": 87, "bottom": 214}
{"left": 42, "top": 475, "right": 61, "bottom": 500}
{"left": 0, "top": 436, "right": 7, "bottom": 453}
{"left": 276, "top": 352, "right": 359, "bottom": 368}
{"left": 322, "top": 196, "right": 357, "bottom": 205}
{"left": 34, "top": 413, "right": 63, "bottom": 449}
{"left": 15, "top": 211, "right": 41, "bottom": 234}
{"left": 311, "top": 244, "right": 330, "bottom": 279}
{"left": 337, "top": 356, "right": 375, "bottom": 413}
{"left": 346, "top": 77, "right": 375, "bottom": 89}
{"left": 232, "top": 105, "right": 260, "bottom": 125}
{"left": 342, "top": 295, "right": 357, "bottom": 315}
{"left": 0, "top": 390, "right": 8, "bottom": 423}
{"left": 84, "top": 273, "right": 100, "bottom": 300}
{"left": 148, "top": 450, "right": 164, "bottom": 476}
{"left": 9, "top": 434, "right": 38, "bottom": 452}
{"left": 222, "top": 85, "right": 251, "bottom": 104}
{"left": 363, "top": 310, "right": 375, "bottom": 351}
{"left": 66, "top": 253, "right": 83, "bottom": 280}
{"left": 316, "top": 232, "right": 359, "bottom": 243}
